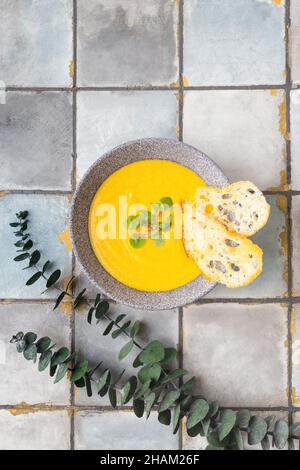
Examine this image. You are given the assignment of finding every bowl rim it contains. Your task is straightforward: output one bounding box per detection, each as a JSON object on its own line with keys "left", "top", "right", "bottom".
{"left": 70, "top": 137, "right": 229, "bottom": 310}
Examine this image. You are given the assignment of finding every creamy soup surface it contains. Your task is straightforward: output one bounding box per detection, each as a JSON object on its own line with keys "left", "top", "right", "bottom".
{"left": 88, "top": 159, "right": 206, "bottom": 291}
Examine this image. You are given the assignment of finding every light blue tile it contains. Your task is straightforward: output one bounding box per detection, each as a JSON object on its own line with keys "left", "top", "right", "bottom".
{"left": 0, "top": 195, "right": 72, "bottom": 299}
{"left": 0, "top": 410, "right": 70, "bottom": 450}
{"left": 292, "top": 305, "right": 300, "bottom": 405}
{"left": 77, "top": 91, "right": 178, "bottom": 180}
{"left": 0, "top": 0, "right": 73, "bottom": 87}
{"left": 0, "top": 92, "right": 73, "bottom": 190}
{"left": 0, "top": 303, "right": 71, "bottom": 405}
{"left": 184, "top": 0, "right": 285, "bottom": 86}
{"left": 77, "top": 0, "right": 178, "bottom": 86}
{"left": 291, "top": 0, "right": 300, "bottom": 84}
{"left": 74, "top": 304, "right": 178, "bottom": 405}
{"left": 183, "top": 90, "right": 287, "bottom": 191}
{"left": 291, "top": 90, "right": 300, "bottom": 189}
{"left": 183, "top": 303, "right": 288, "bottom": 407}
{"left": 207, "top": 196, "right": 287, "bottom": 298}
{"left": 75, "top": 410, "right": 178, "bottom": 450}
{"left": 292, "top": 196, "right": 300, "bottom": 295}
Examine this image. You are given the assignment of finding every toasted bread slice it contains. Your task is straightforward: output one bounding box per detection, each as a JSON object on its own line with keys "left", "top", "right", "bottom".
{"left": 183, "top": 204, "right": 263, "bottom": 288}
{"left": 195, "top": 181, "right": 270, "bottom": 236}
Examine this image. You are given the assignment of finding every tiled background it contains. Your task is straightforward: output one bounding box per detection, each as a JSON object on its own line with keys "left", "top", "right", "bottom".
{"left": 0, "top": 0, "right": 299, "bottom": 450}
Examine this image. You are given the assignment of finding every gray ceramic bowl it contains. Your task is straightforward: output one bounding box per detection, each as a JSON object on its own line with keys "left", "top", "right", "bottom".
{"left": 71, "top": 138, "right": 229, "bottom": 310}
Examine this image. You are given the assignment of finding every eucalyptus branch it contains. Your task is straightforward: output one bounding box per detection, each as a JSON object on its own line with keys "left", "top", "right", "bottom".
{"left": 9, "top": 211, "right": 300, "bottom": 450}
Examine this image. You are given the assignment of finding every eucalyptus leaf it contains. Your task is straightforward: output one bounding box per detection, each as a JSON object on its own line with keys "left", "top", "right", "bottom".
{"left": 53, "top": 291, "right": 66, "bottom": 310}
{"left": 208, "top": 401, "right": 219, "bottom": 418}
{"left": 218, "top": 410, "right": 236, "bottom": 441}
{"left": 158, "top": 409, "right": 171, "bottom": 426}
{"left": 145, "top": 392, "right": 157, "bottom": 419}
{"left": 87, "top": 307, "right": 94, "bottom": 324}
{"left": 135, "top": 379, "right": 151, "bottom": 399}
{"left": 122, "top": 376, "right": 137, "bottom": 405}
{"left": 24, "top": 332, "right": 37, "bottom": 345}
{"left": 273, "top": 420, "right": 289, "bottom": 449}
{"left": 159, "top": 390, "right": 181, "bottom": 413}
{"left": 236, "top": 409, "right": 251, "bottom": 428}
{"left": 50, "top": 364, "right": 57, "bottom": 377}
{"left": 160, "top": 347, "right": 177, "bottom": 364}
{"left": 14, "top": 253, "right": 30, "bottom": 262}
{"left": 133, "top": 399, "right": 144, "bottom": 418}
{"left": 46, "top": 269, "right": 61, "bottom": 288}
{"left": 74, "top": 288, "right": 86, "bottom": 308}
{"left": 160, "top": 369, "right": 187, "bottom": 385}
{"left": 290, "top": 422, "right": 300, "bottom": 437}
{"left": 112, "top": 321, "right": 131, "bottom": 339}
{"left": 186, "top": 399, "right": 209, "bottom": 429}
{"left": 207, "top": 430, "right": 223, "bottom": 448}
{"left": 138, "top": 364, "right": 161, "bottom": 384}
{"left": 173, "top": 403, "right": 181, "bottom": 434}
{"left": 118, "top": 340, "right": 134, "bottom": 361}
{"left": 133, "top": 353, "right": 143, "bottom": 368}
{"left": 26, "top": 271, "right": 42, "bottom": 286}
{"left": 74, "top": 377, "right": 85, "bottom": 388}
{"left": 97, "top": 369, "right": 111, "bottom": 393}
{"left": 16, "top": 339, "right": 26, "bottom": 353}
{"left": 51, "top": 347, "right": 70, "bottom": 366}
{"left": 233, "top": 427, "right": 244, "bottom": 450}
{"left": 29, "top": 250, "right": 41, "bottom": 267}
{"left": 108, "top": 387, "right": 117, "bottom": 408}
{"left": 38, "top": 350, "right": 52, "bottom": 371}
{"left": 103, "top": 321, "right": 114, "bottom": 336}
{"left": 84, "top": 374, "right": 93, "bottom": 397}
{"left": 71, "top": 359, "right": 89, "bottom": 382}
{"left": 23, "top": 344, "right": 37, "bottom": 361}
{"left": 36, "top": 336, "right": 51, "bottom": 353}
{"left": 130, "top": 320, "right": 141, "bottom": 338}
{"left": 139, "top": 340, "right": 165, "bottom": 365}
{"left": 95, "top": 300, "right": 109, "bottom": 321}
{"left": 54, "top": 363, "right": 68, "bottom": 384}
{"left": 248, "top": 416, "right": 268, "bottom": 446}
{"left": 115, "top": 314, "right": 126, "bottom": 324}
{"left": 42, "top": 260, "right": 51, "bottom": 273}
{"left": 261, "top": 434, "right": 270, "bottom": 450}
{"left": 22, "top": 239, "right": 33, "bottom": 251}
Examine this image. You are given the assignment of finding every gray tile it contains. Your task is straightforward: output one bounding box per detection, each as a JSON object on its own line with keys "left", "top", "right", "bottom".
{"left": 292, "top": 196, "right": 300, "bottom": 295}
{"left": 183, "top": 303, "right": 288, "bottom": 407}
{"left": 291, "top": 90, "right": 300, "bottom": 189}
{"left": 77, "top": 90, "right": 178, "bottom": 180}
{"left": 77, "top": 0, "right": 178, "bottom": 87}
{"left": 207, "top": 196, "right": 287, "bottom": 298}
{"left": 183, "top": 0, "right": 285, "bottom": 86}
{"left": 182, "top": 411, "right": 289, "bottom": 450}
{"left": 74, "top": 410, "right": 178, "bottom": 450}
{"left": 0, "top": 410, "right": 70, "bottom": 450}
{"left": 74, "top": 262, "right": 100, "bottom": 299}
{"left": 0, "top": 0, "right": 73, "bottom": 87}
{"left": 183, "top": 90, "right": 287, "bottom": 191}
{"left": 74, "top": 304, "right": 178, "bottom": 405}
{"left": 0, "top": 194, "right": 72, "bottom": 299}
{"left": 0, "top": 92, "right": 73, "bottom": 190}
{"left": 291, "top": 0, "right": 300, "bottom": 85}
{"left": 292, "top": 305, "right": 300, "bottom": 405}
{"left": 0, "top": 303, "right": 71, "bottom": 405}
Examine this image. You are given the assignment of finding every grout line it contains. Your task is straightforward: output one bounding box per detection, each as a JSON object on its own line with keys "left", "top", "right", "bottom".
{"left": 177, "top": 0, "right": 184, "bottom": 450}
{"left": 69, "top": 0, "right": 78, "bottom": 452}
{"left": 178, "top": 0, "right": 184, "bottom": 144}
{"left": 284, "top": 0, "right": 294, "bottom": 443}
{"left": 184, "top": 84, "right": 286, "bottom": 91}
{"left": 5, "top": 84, "right": 289, "bottom": 92}
{"left": 3, "top": 189, "right": 300, "bottom": 196}
{"left": 2, "top": 297, "right": 300, "bottom": 305}
{"left": 0, "top": 189, "right": 72, "bottom": 195}
{"left": 0, "top": 403, "right": 296, "bottom": 412}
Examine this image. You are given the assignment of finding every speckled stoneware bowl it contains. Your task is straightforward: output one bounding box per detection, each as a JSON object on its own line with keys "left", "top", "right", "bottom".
{"left": 71, "top": 138, "right": 229, "bottom": 310}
